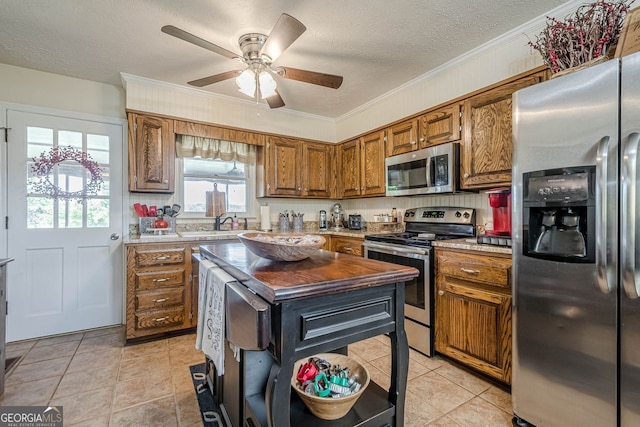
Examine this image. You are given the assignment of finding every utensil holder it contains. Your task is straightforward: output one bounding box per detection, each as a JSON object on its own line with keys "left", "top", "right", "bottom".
{"left": 279, "top": 216, "right": 290, "bottom": 232}
{"left": 139, "top": 216, "right": 176, "bottom": 235}
{"left": 293, "top": 216, "right": 304, "bottom": 232}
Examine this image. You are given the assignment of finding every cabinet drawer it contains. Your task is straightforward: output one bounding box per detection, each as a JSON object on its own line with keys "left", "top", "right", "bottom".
{"left": 436, "top": 250, "right": 511, "bottom": 289}
{"left": 136, "top": 287, "right": 184, "bottom": 310}
{"left": 136, "top": 269, "right": 185, "bottom": 290}
{"left": 135, "top": 306, "right": 184, "bottom": 330}
{"left": 135, "top": 248, "right": 185, "bottom": 267}
{"left": 332, "top": 237, "right": 363, "bottom": 256}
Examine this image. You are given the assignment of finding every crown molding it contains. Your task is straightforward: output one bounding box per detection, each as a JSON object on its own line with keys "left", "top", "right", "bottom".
{"left": 119, "top": 72, "right": 334, "bottom": 124}
{"left": 336, "top": 0, "right": 582, "bottom": 124}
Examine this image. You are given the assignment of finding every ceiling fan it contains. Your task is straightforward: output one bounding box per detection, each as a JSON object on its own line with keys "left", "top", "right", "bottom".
{"left": 161, "top": 13, "right": 343, "bottom": 109}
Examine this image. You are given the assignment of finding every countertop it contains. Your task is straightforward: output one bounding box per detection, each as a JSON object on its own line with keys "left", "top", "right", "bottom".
{"left": 123, "top": 229, "right": 371, "bottom": 245}
{"left": 199, "top": 241, "right": 418, "bottom": 303}
{"left": 432, "top": 238, "right": 512, "bottom": 255}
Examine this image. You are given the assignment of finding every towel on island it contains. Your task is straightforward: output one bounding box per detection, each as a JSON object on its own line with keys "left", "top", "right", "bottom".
{"left": 196, "top": 259, "right": 236, "bottom": 375}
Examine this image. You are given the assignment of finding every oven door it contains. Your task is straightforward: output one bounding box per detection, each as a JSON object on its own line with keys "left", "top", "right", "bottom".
{"left": 363, "top": 241, "right": 431, "bottom": 325}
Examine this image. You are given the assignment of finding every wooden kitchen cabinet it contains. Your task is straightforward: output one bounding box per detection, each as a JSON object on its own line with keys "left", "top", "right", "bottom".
{"left": 419, "top": 103, "right": 462, "bottom": 148}
{"left": 435, "top": 248, "right": 512, "bottom": 384}
{"left": 125, "top": 242, "right": 195, "bottom": 341}
{"left": 332, "top": 236, "right": 364, "bottom": 256}
{"left": 338, "top": 130, "right": 385, "bottom": 198}
{"left": 265, "top": 136, "right": 302, "bottom": 197}
{"left": 261, "top": 136, "right": 334, "bottom": 198}
{"left": 386, "top": 118, "right": 419, "bottom": 157}
{"left": 127, "top": 113, "right": 175, "bottom": 193}
{"left": 302, "top": 141, "right": 334, "bottom": 198}
{"left": 460, "top": 71, "right": 547, "bottom": 189}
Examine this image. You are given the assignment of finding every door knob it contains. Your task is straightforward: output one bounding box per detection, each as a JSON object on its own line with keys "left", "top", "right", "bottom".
{"left": 110, "top": 233, "right": 120, "bottom": 240}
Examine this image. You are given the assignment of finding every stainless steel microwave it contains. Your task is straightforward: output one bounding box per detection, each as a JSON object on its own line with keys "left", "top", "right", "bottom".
{"left": 385, "top": 142, "right": 460, "bottom": 196}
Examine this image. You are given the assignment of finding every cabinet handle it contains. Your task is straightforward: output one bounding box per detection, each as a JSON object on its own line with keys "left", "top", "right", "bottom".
{"left": 410, "top": 140, "right": 417, "bottom": 145}
{"left": 344, "top": 247, "right": 353, "bottom": 252}
{"left": 463, "top": 173, "right": 470, "bottom": 178}
{"left": 152, "top": 278, "right": 170, "bottom": 282}
{"left": 153, "top": 298, "right": 169, "bottom": 303}
{"left": 163, "top": 180, "right": 169, "bottom": 184}
{"left": 153, "top": 256, "right": 170, "bottom": 260}
{"left": 419, "top": 137, "right": 425, "bottom": 142}
{"left": 460, "top": 268, "right": 480, "bottom": 274}
{"left": 438, "top": 290, "right": 445, "bottom": 296}
{"left": 152, "top": 316, "right": 168, "bottom": 322}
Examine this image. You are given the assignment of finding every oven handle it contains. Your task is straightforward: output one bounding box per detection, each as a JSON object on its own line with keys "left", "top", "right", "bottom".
{"left": 363, "top": 241, "right": 429, "bottom": 256}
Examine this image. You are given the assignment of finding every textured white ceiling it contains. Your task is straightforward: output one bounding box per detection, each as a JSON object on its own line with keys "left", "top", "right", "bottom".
{"left": 0, "top": 0, "right": 571, "bottom": 118}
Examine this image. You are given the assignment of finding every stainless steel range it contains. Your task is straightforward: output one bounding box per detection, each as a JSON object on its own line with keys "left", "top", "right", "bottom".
{"left": 363, "top": 207, "right": 476, "bottom": 356}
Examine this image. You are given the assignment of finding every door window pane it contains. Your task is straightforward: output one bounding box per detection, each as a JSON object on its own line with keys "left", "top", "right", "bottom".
{"left": 27, "top": 197, "right": 54, "bottom": 228}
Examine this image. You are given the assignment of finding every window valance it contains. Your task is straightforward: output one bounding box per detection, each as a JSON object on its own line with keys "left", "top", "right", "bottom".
{"left": 175, "top": 134, "right": 255, "bottom": 163}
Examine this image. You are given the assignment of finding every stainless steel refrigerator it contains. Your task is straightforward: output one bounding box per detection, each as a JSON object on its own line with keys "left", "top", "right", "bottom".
{"left": 512, "top": 50, "right": 640, "bottom": 427}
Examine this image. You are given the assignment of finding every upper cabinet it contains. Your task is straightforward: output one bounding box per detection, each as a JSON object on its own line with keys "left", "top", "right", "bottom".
{"left": 419, "top": 103, "right": 462, "bottom": 148}
{"left": 128, "top": 113, "right": 175, "bottom": 193}
{"left": 339, "top": 130, "right": 385, "bottom": 198}
{"left": 302, "top": 142, "right": 334, "bottom": 198}
{"left": 460, "top": 71, "right": 547, "bottom": 189}
{"left": 265, "top": 136, "right": 302, "bottom": 197}
{"left": 385, "top": 118, "right": 419, "bottom": 157}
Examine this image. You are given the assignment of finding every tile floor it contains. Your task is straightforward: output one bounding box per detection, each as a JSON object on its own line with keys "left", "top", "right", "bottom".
{"left": 2, "top": 327, "right": 513, "bottom": 427}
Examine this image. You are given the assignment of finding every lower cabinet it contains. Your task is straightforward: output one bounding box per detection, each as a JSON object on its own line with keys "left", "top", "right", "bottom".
{"left": 435, "top": 247, "right": 512, "bottom": 384}
{"left": 331, "top": 236, "right": 364, "bottom": 256}
{"left": 125, "top": 242, "right": 196, "bottom": 341}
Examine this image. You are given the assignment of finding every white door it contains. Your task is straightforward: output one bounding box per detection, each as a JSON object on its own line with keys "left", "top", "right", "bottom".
{"left": 6, "top": 108, "right": 124, "bottom": 341}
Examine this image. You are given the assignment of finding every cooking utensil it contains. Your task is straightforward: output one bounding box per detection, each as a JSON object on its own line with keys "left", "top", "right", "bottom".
{"left": 149, "top": 205, "right": 157, "bottom": 217}
{"left": 141, "top": 204, "right": 149, "bottom": 217}
{"left": 171, "top": 204, "right": 181, "bottom": 216}
{"left": 133, "top": 203, "right": 144, "bottom": 217}
{"left": 164, "top": 207, "right": 174, "bottom": 217}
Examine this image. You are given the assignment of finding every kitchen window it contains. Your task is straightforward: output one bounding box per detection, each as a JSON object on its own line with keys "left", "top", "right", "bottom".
{"left": 175, "top": 135, "right": 256, "bottom": 217}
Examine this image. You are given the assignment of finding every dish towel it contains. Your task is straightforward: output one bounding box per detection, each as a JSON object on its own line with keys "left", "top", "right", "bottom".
{"left": 196, "top": 259, "right": 236, "bottom": 375}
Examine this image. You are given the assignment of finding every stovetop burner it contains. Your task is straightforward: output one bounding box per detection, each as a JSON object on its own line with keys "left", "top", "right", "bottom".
{"left": 364, "top": 207, "right": 476, "bottom": 248}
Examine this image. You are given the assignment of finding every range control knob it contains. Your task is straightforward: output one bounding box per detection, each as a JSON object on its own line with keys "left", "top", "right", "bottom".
{"left": 463, "top": 212, "right": 470, "bottom": 219}
{"left": 455, "top": 211, "right": 462, "bottom": 218}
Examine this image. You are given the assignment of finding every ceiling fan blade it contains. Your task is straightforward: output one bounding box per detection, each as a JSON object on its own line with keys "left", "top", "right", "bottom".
{"left": 162, "top": 25, "right": 240, "bottom": 61}
{"left": 188, "top": 70, "right": 242, "bottom": 87}
{"left": 266, "top": 91, "right": 285, "bottom": 108}
{"left": 259, "top": 14, "right": 306, "bottom": 62}
{"left": 276, "top": 67, "right": 343, "bottom": 89}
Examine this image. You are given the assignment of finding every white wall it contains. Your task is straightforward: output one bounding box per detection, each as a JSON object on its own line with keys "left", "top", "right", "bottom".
{"left": 0, "top": 63, "right": 125, "bottom": 118}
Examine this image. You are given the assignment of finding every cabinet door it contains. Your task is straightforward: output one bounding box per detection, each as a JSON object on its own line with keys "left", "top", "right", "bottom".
{"left": 332, "top": 237, "right": 363, "bottom": 256}
{"left": 386, "top": 118, "right": 419, "bottom": 157}
{"left": 267, "top": 136, "right": 302, "bottom": 196}
{"left": 419, "top": 103, "right": 461, "bottom": 148}
{"left": 302, "top": 142, "right": 333, "bottom": 198}
{"left": 338, "top": 139, "right": 361, "bottom": 198}
{"left": 128, "top": 114, "right": 175, "bottom": 193}
{"left": 461, "top": 73, "right": 545, "bottom": 189}
{"left": 361, "top": 131, "right": 386, "bottom": 196}
{"left": 435, "top": 278, "right": 512, "bottom": 383}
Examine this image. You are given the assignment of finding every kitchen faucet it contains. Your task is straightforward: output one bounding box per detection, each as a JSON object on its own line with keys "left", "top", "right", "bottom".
{"left": 214, "top": 216, "right": 234, "bottom": 231}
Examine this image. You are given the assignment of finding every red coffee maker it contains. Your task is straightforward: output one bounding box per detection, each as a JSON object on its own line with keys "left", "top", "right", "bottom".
{"left": 486, "top": 188, "right": 511, "bottom": 236}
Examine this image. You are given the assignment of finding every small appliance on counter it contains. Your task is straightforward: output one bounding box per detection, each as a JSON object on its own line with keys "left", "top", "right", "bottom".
{"left": 330, "top": 203, "right": 345, "bottom": 230}
{"left": 318, "top": 210, "right": 328, "bottom": 231}
{"left": 477, "top": 187, "right": 512, "bottom": 247}
{"left": 348, "top": 214, "right": 362, "bottom": 230}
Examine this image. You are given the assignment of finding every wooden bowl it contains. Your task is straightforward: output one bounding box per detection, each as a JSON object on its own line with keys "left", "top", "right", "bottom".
{"left": 291, "top": 353, "right": 370, "bottom": 420}
{"left": 237, "top": 232, "right": 326, "bottom": 262}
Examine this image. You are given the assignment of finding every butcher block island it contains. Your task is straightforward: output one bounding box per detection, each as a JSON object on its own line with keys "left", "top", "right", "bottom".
{"left": 197, "top": 241, "right": 418, "bottom": 427}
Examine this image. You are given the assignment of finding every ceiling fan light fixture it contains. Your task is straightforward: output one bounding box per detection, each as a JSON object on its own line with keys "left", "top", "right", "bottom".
{"left": 258, "top": 71, "right": 277, "bottom": 99}
{"left": 236, "top": 69, "right": 256, "bottom": 97}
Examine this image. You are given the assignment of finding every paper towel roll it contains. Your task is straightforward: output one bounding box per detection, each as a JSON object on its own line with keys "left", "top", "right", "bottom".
{"left": 260, "top": 205, "right": 271, "bottom": 231}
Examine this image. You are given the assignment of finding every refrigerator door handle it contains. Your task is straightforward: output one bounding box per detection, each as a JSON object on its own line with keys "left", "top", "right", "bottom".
{"left": 596, "top": 136, "right": 612, "bottom": 294}
{"left": 622, "top": 132, "right": 640, "bottom": 299}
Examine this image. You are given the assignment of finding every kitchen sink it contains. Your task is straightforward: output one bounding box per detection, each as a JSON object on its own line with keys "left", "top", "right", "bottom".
{"left": 177, "top": 230, "right": 245, "bottom": 238}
